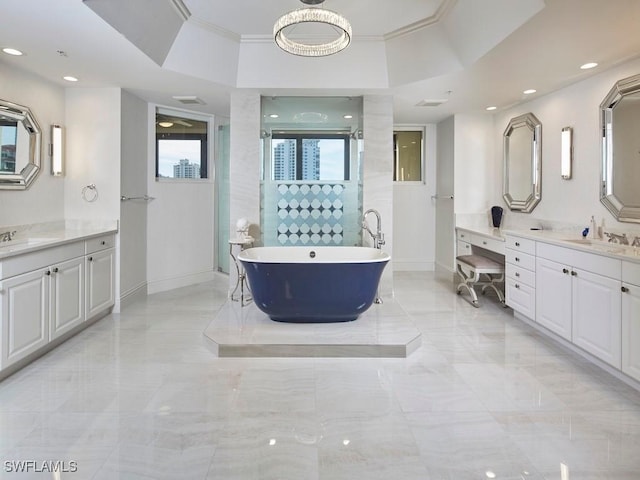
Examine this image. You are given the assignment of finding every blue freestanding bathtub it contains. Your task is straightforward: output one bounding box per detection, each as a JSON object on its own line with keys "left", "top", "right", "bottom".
{"left": 238, "top": 246, "right": 390, "bottom": 323}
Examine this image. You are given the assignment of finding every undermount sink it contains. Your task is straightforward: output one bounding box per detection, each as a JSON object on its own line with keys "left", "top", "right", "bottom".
{"left": 563, "top": 238, "right": 628, "bottom": 254}
{"left": 0, "top": 237, "right": 55, "bottom": 250}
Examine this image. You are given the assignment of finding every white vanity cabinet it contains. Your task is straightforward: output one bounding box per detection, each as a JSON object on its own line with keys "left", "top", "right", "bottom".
{"left": 505, "top": 235, "right": 536, "bottom": 320}
{"left": 455, "top": 229, "right": 473, "bottom": 262}
{"left": 49, "top": 256, "right": 85, "bottom": 340}
{"left": 535, "top": 257, "right": 572, "bottom": 340}
{"left": 622, "top": 262, "right": 640, "bottom": 382}
{"left": 0, "top": 241, "right": 85, "bottom": 368}
{"left": 0, "top": 268, "right": 49, "bottom": 368}
{"left": 85, "top": 235, "right": 115, "bottom": 320}
{"left": 0, "top": 231, "right": 116, "bottom": 375}
{"left": 536, "top": 242, "right": 622, "bottom": 368}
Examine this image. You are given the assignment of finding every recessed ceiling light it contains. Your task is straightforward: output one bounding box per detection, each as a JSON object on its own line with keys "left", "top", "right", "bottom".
{"left": 158, "top": 122, "right": 174, "bottom": 128}
{"left": 343, "top": 114, "right": 353, "bottom": 119}
{"left": 486, "top": 106, "right": 497, "bottom": 111}
{"left": 63, "top": 76, "right": 79, "bottom": 82}
{"left": 2, "top": 47, "right": 23, "bottom": 56}
{"left": 269, "top": 114, "right": 279, "bottom": 118}
{"left": 523, "top": 89, "right": 537, "bottom": 95}
{"left": 580, "top": 62, "right": 598, "bottom": 70}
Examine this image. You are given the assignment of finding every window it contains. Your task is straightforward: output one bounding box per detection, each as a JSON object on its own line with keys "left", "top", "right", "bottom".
{"left": 393, "top": 130, "right": 423, "bottom": 182}
{"left": 0, "top": 120, "right": 18, "bottom": 173}
{"left": 155, "top": 108, "right": 209, "bottom": 179}
{"left": 271, "top": 133, "right": 350, "bottom": 181}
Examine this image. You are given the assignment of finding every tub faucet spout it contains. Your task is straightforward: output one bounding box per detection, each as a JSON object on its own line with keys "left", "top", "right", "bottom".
{"left": 362, "top": 209, "right": 385, "bottom": 250}
{"left": 362, "top": 209, "right": 385, "bottom": 304}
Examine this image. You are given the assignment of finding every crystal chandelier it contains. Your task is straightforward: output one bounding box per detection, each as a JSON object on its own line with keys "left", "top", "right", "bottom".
{"left": 273, "top": 0, "right": 352, "bottom": 57}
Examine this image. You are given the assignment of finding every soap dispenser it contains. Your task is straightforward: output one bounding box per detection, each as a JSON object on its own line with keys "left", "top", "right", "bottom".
{"left": 590, "top": 216, "right": 597, "bottom": 239}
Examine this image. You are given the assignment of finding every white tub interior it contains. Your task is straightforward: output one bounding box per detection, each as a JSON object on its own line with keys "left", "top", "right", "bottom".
{"left": 237, "top": 246, "right": 390, "bottom": 264}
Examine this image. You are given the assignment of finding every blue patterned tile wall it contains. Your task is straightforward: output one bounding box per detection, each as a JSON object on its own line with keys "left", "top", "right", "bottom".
{"left": 276, "top": 183, "right": 344, "bottom": 245}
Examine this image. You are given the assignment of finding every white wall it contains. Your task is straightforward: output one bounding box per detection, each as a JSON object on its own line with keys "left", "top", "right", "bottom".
{"left": 145, "top": 105, "right": 216, "bottom": 294}
{"left": 453, "top": 113, "right": 496, "bottom": 215}
{"left": 392, "top": 124, "right": 437, "bottom": 271}
{"left": 119, "top": 91, "right": 148, "bottom": 305}
{"left": 489, "top": 56, "right": 640, "bottom": 235}
{"left": 64, "top": 88, "right": 121, "bottom": 222}
{"left": 0, "top": 62, "right": 65, "bottom": 226}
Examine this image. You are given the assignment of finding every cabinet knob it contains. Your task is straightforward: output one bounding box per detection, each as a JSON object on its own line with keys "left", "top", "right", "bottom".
{"left": 515, "top": 242, "right": 520, "bottom": 247}
{"left": 571, "top": 270, "right": 577, "bottom": 276}
{"left": 515, "top": 272, "right": 520, "bottom": 277}
{"left": 101, "top": 241, "right": 106, "bottom": 245}
{"left": 515, "top": 283, "right": 520, "bottom": 289}
{"left": 622, "top": 286, "right": 629, "bottom": 293}
{"left": 483, "top": 241, "right": 487, "bottom": 245}
{"left": 52, "top": 267, "right": 59, "bottom": 273}
{"left": 562, "top": 268, "right": 569, "bottom": 274}
{"left": 45, "top": 270, "right": 51, "bottom": 276}
{"left": 515, "top": 257, "right": 520, "bottom": 262}
{"left": 88, "top": 256, "right": 93, "bottom": 262}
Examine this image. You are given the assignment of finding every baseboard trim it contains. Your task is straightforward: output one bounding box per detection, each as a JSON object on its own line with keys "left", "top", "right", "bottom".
{"left": 147, "top": 270, "right": 216, "bottom": 295}
{"left": 120, "top": 281, "right": 148, "bottom": 310}
{"left": 393, "top": 261, "right": 435, "bottom": 272}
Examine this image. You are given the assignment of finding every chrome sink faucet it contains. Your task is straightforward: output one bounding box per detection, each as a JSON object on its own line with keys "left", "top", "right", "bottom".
{"left": 604, "top": 232, "right": 629, "bottom": 245}
{"left": 362, "top": 209, "right": 385, "bottom": 250}
{"left": 0, "top": 230, "right": 16, "bottom": 242}
{"left": 632, "top": 236, "right": 640, "bottom": 247}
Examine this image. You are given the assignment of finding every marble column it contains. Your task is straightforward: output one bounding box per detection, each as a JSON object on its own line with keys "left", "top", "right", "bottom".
{"left": 229, "top": 92, "right": 261, "bottom": 293}
{"left": 363, "top": 95, "right": 394, "bottom": 296}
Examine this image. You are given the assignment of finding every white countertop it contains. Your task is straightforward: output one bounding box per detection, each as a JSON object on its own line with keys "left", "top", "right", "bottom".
{"left": 456, "top": 225, "right": 506, "bottom": 241}
{"left": 0, "top": 221, "right": 118, "bottom": 259}
{"left": 457, "top": 224, "right": 640, "bottom": 264}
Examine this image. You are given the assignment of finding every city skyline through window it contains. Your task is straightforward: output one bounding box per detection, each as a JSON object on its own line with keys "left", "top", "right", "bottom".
{"left": 271, "top": 134, "right": 349, "bottom": 181}
{"left": 157, "top": 139, "right": 202, "bottom": 178}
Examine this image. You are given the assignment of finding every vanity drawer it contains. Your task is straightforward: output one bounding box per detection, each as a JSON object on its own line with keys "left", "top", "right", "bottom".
{"left": 505, "top": 249, "right": 535, "bottom": 271}
{"left": 456, "top": 229, "right": 472, "bottom": 242}
{"left": 471, "top": 234, "right": 505, "bottom": 255}
{"left": 86, "top": 234, "right": 115, "bottom": 254}
{"left": 506, "top": 278, "right": 535, "bottom": 320}
{"left": 505, "top": 235, "right": 535, "bottom": 255}
{"left": 506, "top": 263, "right": 535, "bottom": 287}
{"left": 457, "top": 240, "right": 472, "bottom": 256}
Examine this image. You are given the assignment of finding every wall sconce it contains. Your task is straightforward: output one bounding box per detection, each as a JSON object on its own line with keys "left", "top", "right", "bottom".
{"left": 50, "top": 124, "right": 64, "bottom": 176}
{"left": 561, "top": 126, "right": 573, "bottom": 179}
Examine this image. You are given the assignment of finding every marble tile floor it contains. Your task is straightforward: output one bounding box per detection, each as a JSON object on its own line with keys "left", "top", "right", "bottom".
{"left": 0, "top": 272, "right": 639, "bottom": 479}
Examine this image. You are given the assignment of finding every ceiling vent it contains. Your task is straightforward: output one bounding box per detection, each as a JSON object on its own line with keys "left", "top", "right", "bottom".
{"left": 415, "top": 99, "right": 448, "bottom": 107}
{"left": 172, "top": 95, "right": 206, "bottom": 105}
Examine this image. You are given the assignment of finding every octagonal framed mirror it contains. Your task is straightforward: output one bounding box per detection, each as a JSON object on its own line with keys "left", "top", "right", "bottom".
{"left": 0, "top": 98, "right": 42, "bottom": 190}
{"left": 600, "top": 73, "right": 640, "bottom": 223}
{"left": 503, "top": 112, "right": 542, "bottom": 213}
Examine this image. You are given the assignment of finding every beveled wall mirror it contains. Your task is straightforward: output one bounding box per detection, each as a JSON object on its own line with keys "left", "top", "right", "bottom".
{"left": 0, "top": 98, "right": 42, "bottom": 190}
{"left": 503, "top": 112, "right": 542, "bottom": 212}
{"left": 600, "top": 73, "right": 640, "bottom": 223}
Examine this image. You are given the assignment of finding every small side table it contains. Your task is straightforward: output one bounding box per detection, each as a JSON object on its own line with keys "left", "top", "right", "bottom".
{"left": 229, "top": 237, "right": 254, "bottom": 306}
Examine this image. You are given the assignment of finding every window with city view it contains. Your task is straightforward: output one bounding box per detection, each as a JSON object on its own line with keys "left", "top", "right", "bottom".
{"left": 155, "top": 108, "right": 209, "bottom": 179}
{"left": 271, "top": 133, "right": 349, "bottom": 181}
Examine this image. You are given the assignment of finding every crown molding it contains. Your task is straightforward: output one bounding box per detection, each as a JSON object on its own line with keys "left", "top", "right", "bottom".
{"left": 384, "top": 0, "right": 457, "bottom": 40}
{"left": 168, "top": 0, "right": 191, "bottom": 22}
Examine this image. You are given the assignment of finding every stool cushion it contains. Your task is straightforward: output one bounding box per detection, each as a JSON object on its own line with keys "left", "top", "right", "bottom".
{"left": 456, "top": 254, "right": 504, "bottom": 270}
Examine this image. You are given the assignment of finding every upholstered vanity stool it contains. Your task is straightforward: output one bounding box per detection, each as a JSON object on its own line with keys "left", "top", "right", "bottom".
{"left": 456, "top": 254, "right": 505, "bottom": 307}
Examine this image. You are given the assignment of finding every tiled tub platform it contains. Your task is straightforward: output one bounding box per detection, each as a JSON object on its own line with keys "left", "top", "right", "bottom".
{"left": 204, "top": 298, "right": 421, "bottom": 358}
